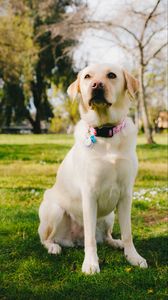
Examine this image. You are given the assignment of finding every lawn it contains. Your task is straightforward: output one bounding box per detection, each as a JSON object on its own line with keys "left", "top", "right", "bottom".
{"left": 0, "top": 133, "right": 167, "bottom": 300}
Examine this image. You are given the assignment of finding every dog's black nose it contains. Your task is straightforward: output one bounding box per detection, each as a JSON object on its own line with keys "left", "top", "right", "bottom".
{"left": 92, "top": 81, "right": 104, "bottom": 90}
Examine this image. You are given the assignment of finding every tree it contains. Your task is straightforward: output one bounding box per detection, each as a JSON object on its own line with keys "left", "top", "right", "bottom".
{"left": 25, "top": 0, "right": 85, "bottom": 133}
{"left": 0, "top": 2, "right": 38, "bottom": 129}
{"left": 85, "top": 0, "right": 167, "bottom": 143}
{"left": 0, "top": 0, "right": 82, "bottom": 132}
{"left": 0, "top": 4, "right": 36, "bottom": 82}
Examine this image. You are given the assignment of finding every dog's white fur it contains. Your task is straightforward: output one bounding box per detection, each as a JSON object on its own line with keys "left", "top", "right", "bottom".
{"left": 38, "top": 64, "right": 148, "bottom": 274}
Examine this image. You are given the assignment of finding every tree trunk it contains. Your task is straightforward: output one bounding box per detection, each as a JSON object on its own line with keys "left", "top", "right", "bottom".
{"left": 33, "top": 112, "right": 41, "bottom": 134}
{"left": 134, "top": 98, "right": 140, "bottom": 130}
{"left": 139, "top": 65, "right": 155, "bottom": 144}
{"left": 31, "top": 81, "right": 42, "bottom": 134}
{"left": 5, "top": 105, "right": 12, "bottom": 127}
{"left": 25, "top": 108, "right": 41, "bottom": 133}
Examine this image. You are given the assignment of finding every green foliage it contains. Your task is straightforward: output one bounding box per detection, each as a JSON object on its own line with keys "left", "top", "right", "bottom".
{"left": 50, "top": 97, "right": 80, "bottom": 133}
{"left": 0, "top": 0, "right": 80, "bottom": 132}
{"left": 0, "top": 133, "right": 167, "bottom": 299}
{"left": 50, "top": 114, "right": 68, "bottom": 133}
{"left": 0, "top": 5, "right": 37, "bottom": 83}
{"left": 64, "top": 98, "right": 80, "bottom": 124}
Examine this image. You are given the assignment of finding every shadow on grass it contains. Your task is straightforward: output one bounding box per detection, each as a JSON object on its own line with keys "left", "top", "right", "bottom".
{"left": 137, "top": 144, "right": 167, "bottom": 150}
{"left": 1, "top": 225, "right": 168, "bottom": 269}
{"left": 0, "top": 144, "right": 71, "bottom": 162}
{"left": 1, "top": 207, "right": 167, "bottom": 265}
{"left": 1, "top": 235, "right": 168, "bottom": 300}
{"left": 1, "top": 208, "right": 168, "bottom": 300}
{"left": 1, "top": 237, "right": 168, "bottom": 300}
{"left": 134, "top": 236, "right": 168, "bottom": 267}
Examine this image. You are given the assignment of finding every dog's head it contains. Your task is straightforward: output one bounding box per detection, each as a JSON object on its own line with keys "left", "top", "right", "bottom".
{"left": 67, "top": 64, "right": 139, "bottom": 126}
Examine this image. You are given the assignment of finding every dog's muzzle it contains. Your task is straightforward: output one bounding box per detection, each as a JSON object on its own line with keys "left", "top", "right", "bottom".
{"left": 89, "top": 87, "right": 111, "bottom": 108}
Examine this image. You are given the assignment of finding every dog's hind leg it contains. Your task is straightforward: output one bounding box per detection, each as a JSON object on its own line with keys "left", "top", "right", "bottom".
{"left": 38, "top": 188, "right": 65, "bottom": 255}
{"left": 104, "top": 212, "right": 124, "bottom": 249}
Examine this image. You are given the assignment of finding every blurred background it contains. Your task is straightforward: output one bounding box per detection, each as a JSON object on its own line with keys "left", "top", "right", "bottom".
{"left": 0, "top": 0, "right": 167, "bottom": 143}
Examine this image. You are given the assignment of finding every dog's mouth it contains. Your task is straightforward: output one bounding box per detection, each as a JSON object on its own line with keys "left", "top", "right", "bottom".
{"left": 89, "top": 88, "right": 112, "bottom": 109}
{"left": 89, "top": 97, "right": 112, "bottom": 108}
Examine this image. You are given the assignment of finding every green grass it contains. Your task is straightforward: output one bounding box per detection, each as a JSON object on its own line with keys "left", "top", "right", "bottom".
{"left": 0, "top": 133, "right": 167, "bottom": 300}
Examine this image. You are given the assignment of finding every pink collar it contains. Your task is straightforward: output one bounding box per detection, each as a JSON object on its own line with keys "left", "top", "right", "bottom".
{"left": 90, "top": 120, "right": 126, "bottom": 138}
{"left": 84, "top": 120, "right": 126, "bottom": 147}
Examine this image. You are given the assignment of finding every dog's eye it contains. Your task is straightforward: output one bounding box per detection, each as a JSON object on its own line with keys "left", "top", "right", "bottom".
{"left": 107, "top": 72, "right": 117, "bottom": 79}
{"left": 84, "top": 74, "right": 91, "bottom": 79}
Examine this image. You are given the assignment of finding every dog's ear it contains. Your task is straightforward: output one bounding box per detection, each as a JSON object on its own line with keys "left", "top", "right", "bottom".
{"left": 123, "top": 70, "right": 139, "bottom": 100}
{"left": 67, "top": 74, "right": 80, "bottom": 101}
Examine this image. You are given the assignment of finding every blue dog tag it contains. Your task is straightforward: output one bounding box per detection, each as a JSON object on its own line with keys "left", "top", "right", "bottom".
{"left": 90, "top": 135, "right": 97, "bottom": 143}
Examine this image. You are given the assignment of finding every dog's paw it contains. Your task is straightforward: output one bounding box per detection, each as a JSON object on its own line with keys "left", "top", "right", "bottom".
{"left": 106, "top": 238, "right": 124, "bottom": 249}
{"left": 125, "top": 250, "right": 148, "bottom": 268}
{"left": 82, "top": 259, "right": 100, "bottom": 274}
{"left": 47, "top": 243, "right": 62, "bottom": 255}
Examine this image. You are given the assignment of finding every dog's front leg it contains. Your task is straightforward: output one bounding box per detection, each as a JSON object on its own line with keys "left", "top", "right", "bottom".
{"left": 118, "top": 192, "right": 148, "bottom": 268}
{"left": 81, "top": 190, "right": 100, "bottom": 274}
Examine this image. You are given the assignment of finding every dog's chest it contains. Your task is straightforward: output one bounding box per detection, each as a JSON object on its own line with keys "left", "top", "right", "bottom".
{"left": 86, "top": 141, "right": 132, "bottom": 217}
{"left": 96, "top": 170, "right": 120, "bottom": 217}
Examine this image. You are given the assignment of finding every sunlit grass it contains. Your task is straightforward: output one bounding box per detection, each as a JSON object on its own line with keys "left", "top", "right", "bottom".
{"left": 0, "top": 134, "right": 74, "bottom": 145}
{"left": 137, "top": 133, "right": 167, "bottom": 145}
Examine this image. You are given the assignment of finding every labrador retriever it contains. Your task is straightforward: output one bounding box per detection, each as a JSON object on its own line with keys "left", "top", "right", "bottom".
{"left": 38, "top": 63, "right": 148, "bottom": 274}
